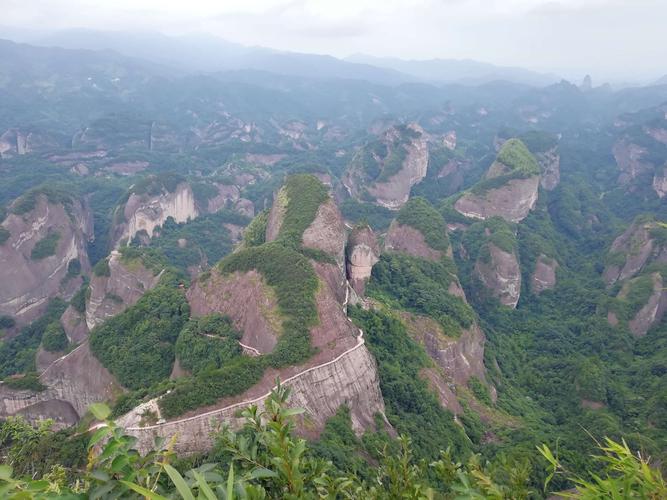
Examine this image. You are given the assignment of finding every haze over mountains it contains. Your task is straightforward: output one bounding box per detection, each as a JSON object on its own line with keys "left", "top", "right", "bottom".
{"left": 1, "top": 11, "right": 667, "bottom": 497}
{"left": 0, "top": 28, "right": 567, "bottom": 87}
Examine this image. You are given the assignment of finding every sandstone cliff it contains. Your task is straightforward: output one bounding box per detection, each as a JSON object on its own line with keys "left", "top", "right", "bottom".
{"left": 537, "top": 147, "right": 560, "bottom": 191}
{"left": 384, "top": 221, "right": 445, "bottom": 261}
{"left": 531, "top": 255, "right": 558, "bottom": 294}
{"left": 603, "top": 217, "right": 667, "bottom": 285}
{"left": 342, "top": 124, "right": 428, "bottom": 209}
{"left": 346, "top": 225, "right": 380, "bottom": 296}
{"left": 86, "top": 250, "right": 163, "bottom": 330}
{"left": 454, "top": 139, "right": 540, "bottom": 223}
{"left": 475, "top": 243, "right": 521, "bottom": 308}
{"left": 114, "top": 182, "right": 198, "bottom": 246}
{"left": 0, "top": 342, "right": 122, "bottom": 427}
{"left": 609, "top": 272, "right": 667, "bottom": 337}
{"left": 0, "top": 193, "right": 92, "bottom": 324}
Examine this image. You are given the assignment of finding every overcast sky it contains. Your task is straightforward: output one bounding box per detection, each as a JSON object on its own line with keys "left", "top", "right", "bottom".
{"left": 2, "top": 0, "right": 665, "bottom": 82}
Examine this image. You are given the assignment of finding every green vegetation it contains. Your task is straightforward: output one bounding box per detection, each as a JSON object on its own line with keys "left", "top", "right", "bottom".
{"left": 2, "top": 387, "right": 664, "bottom": 499}
{"left": 2, "top": 372, "right": 45, "bottom": 392}
{"left": 609, "top": 273, "right": 655, "bottom": 321}
{"left": 519, "top": 130, "right": 559, "bottom": 154}
{"left": 89, "top": 280, "right": 189, "bottom": 390}
{"left": 70, "top": 283, "right": 88, "bottom": 314}
{"left": 0, "top": 316, "right": 15, "bottom": 330}
{"left": 159, "top": 176, "right": 326, "bottom": 417}
{"left": 496, "top": 139, "right": 540, "bottom": 175}
{"left": 273, "top": 173, "right": 328, "bottom": 248}
{"left": 368, "top": 253, "right": 474, "bottom": 335}
{"left": 243, "top": 208, "right": 269, "bottom": 247}
{"left": 41, "top": 321, "right": 69, "bottom": 352}
{"left": 349, "top": 306, "right": 471, "bottom": 460}
{"left": 190, "top": 181, "right": 219, "bottom": 208}
{"left": 119, "top": 245, "right": 169, "bottom": 275}
{"left": 175, "top": 314, "right": 242, "bottom": 375}
{"left": 142, "top": 210, "right": 249, "bottom": 272}
{"left": 396, "top": 196, "right": 450, "bottom": 253}
{"left": 468, "top": 376, "right": 493, "bottom": 406}
{"left": 30, "top": 231, "right": 61, "bottom": 260}
{"left": 0, "top": 299, "right": 67, "bottom": 378}
{"left": 462, "top": 217, "right": 517, "bottom": 263}
{"left": 92, "top": 257, "right": 111, "bottom": 277}
{"left": 340, "top": 199, "right": 394, "bottom": 231}
{"left": 469, "top": 139, "right": 540, "bottom": 196}
{"left": 66, "top": 258, "right": 81, "bottom": 278}
{"left": 0, "top": 227, "right": 9, "bottom": 245}
{"left": 10, "top": 185, "right": 73, "bottom": 216}
{"left": 129, "top": 172, "right": 185, "bottom": 196}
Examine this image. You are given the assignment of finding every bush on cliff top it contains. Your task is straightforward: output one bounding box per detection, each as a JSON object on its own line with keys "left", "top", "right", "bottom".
{"left": 396, "top": 197, "right": 449, "bottom": 253}
{"left": 30, "top": 231, "right": 61, "bottom": 260}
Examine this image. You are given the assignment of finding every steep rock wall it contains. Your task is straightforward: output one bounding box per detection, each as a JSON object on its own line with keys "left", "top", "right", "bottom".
{"left": 86, "top": 250, "right": 162, "bottom": 330}
{"left": 627, "top": 273, "right": 667, "bottom": 337}
{"left": 454, "top": 175, "right": 539, "bottom": 223}
{"left": 384, "top": 221, "right": 444, "bottom": 261}
{"left": 537, "top": 147, "right": 560, "bottom": 191}
{"left": 115, "top": 183, "right": 197, "bottom": 246}
{"left": 0, "top": 342, "right": 122, "bottom": 424}
{"left": 346, "top": 225, "right": 380, "bottom": 296}
{"left": 474, "top": 244, "right": 521, "bottom": 308}
{"left": 0, "top": 195, "right": 92, "bottom": 324}
{"left": 531, "top": 255, "right": 558, "bottom": 294}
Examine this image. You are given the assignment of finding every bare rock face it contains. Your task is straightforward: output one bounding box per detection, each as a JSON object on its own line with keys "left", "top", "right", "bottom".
{"left": 0, "top": 194, "right": 92, "bottom": 324}
{"left": 187, "top": 270, "right": 281, "bottom": 354}
{"left": 627, "top": 273, "right": 667, "bottom": 337}
{"left": 384, "top": 221, "right": 444, "bottom": 261}
{"left": 115, "top": 183, "right": 198, "bottom": 246}
{"left": 603, "top": 218, "right": 667, "bottom": 285}
{"left": 475, "top": 244, "right": 521, "bottom": 308}
{"left": 0, "top": 342, "right": 122, "bottom": 425}
{"left": 454, "top": 174, "right": 539, "bottom": 223}
{"left": 86, "top": 250, "right": 162, "bottom": 330}
{"left": 653, "top": 166, "right": 667, "bottom": 198}
{"left": 0, "top": 129, "right": 60, "bottom": 158}
{"left": 302, "top": 199, "right": 347, "bottom": 268}
{"left": 537, "top": 147, "right": 561, "bottom": 191}
{"left": 531, "top": 255, "right": 558, "bottom": 294}
{"left": 400, "top": 311, "right": 489, "bottom": 415}
{"left": 613, "top": 139, "right": 653, "bottom": 185}
{"left": 346, "top": 225, "right": 380, "bottom": 296}
{"left": 343, "top": 123, "right": 428, "bottom": 209}
{"left": 60, "top": 305, "right": 89, "bottom": 344}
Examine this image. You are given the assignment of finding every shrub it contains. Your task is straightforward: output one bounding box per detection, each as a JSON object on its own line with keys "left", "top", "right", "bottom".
{"left": 175, "top": 314, "right": 242, "bottom": 375}
{"left": 3, "top": 372, "right": 46, "bottom": 392}
{"left": 0, "top": 315, "right": 15, "bottom": 330}
{"left": 66, "top": 258, "right": 81, "bottom": 277}
{"left": 41, "top": 321, "right": 69, "bottom": 352}
{"left": 92, "top": 258, "right": 111, "bottom": 277}
{"left": 0, "top": 227, "right": 9, "bottom": 245}
{"left": 30, "top": 231, "right": 61, "bottom": 260}
{"left": 396, "top": 197, "right": 449, "bottom": 253}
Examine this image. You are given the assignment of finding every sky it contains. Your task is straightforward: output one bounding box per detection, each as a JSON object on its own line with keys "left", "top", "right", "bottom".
{"left": 2, "top": 0, "right": 666, "bottom": 82}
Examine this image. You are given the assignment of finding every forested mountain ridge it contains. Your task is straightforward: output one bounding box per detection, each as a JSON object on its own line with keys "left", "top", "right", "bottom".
{"left": 0, "top": 38, "right": 666, "bottom": 497}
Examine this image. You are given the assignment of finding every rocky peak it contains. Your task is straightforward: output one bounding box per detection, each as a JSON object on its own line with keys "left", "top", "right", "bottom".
{"left": 603, "top": 216, "right": 667, "bottom": 285}
{"left": 346, "top": 225, "right": 380, "bottom": 296}
{"left": 454, "top": 138, "right": 540, "bottom": 223}
{"left": 0, "top": 191, "right": 92, "bottom": 324}
{"left": 114, "top": 179, "right": 198, "bottom": 247}
{"left": 342, "top": 123, "right": 428, "bottom": 209}
{"left": 475, "top": 243, "right": 521, "bottom": 308}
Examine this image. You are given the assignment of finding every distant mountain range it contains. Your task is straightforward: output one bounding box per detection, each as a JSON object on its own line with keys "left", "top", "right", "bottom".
{"left": 346, "top": 54, "right": 561, "bottom": 86}
{"left": 0, "top": 27, "right": 563, "bottom": 87}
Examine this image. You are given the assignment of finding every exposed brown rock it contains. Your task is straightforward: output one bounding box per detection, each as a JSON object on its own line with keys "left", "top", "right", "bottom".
{"left": 613, "top": 139, "right": 653, "bottom": 185}
{"left": 86, "top": 250, "right": 162, "bottom": 330}
{"left": 114, "top": 183, "right": 198, "bottom": 246}
{"left": 652, "top": 165, "right": 667, "bottom": 198}
{"left": 0, "top": 194, "right": 92, "bottom": 325}
{"left": 454, "top": 175, "right": 539, "bottom": 223}
{"left": 346, "top": 225, "right": 380, "bottom": 296}
{"left": 343, "top": 123, "right": 428, "bottom": 209}
{"left": 187, "top": 269, "right": 281, "bottom": 354}
{"left": 537, "top": 147, "right": 560, "bottom": 191}
{"left": 531, "top": 255, "right": 558, "bottom": 294}
{"left": 302, "top": 199, "right": 347, "bottom": 267}
{"left": 627, "top": 273, "right": 667, "bottom": 337}
{"left": 384, "top": 221, "right": 443, "bottom": 261}
{"left": 474, "top": 244, "right": 521, "bottom": 308}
